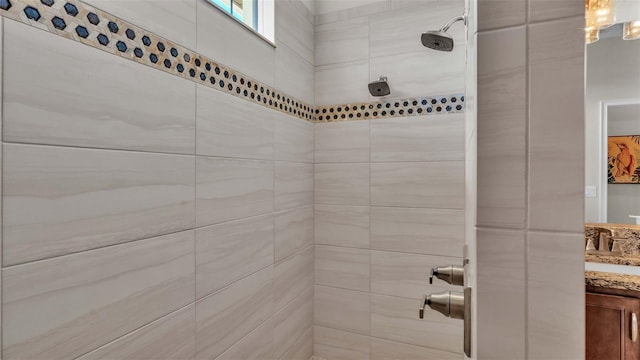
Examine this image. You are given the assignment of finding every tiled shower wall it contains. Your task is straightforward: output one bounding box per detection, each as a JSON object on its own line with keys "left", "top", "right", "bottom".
{"left": 475, "top": 0, "right": 585, "bottom": 358}
{"left": 312, "top": 1, "right": 467, "bottom": 358}
{"left": 0, "top": 0, "right": 315, "bottom": 359}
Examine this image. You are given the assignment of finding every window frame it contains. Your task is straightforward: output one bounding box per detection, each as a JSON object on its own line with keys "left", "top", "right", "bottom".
{"left": 205, "top": 0, "right": 275, "bottom": 46}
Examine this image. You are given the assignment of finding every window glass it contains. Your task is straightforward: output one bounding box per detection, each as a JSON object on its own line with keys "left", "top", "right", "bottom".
{"left": 208, "top": 0, "right": 273, "bottom": 42}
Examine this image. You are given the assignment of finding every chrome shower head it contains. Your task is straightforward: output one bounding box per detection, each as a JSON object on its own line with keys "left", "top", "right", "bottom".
{"left": 368, "top": 76, "right": 390, "bottom": 97}
{"left": 421, "top": 15, "right": 466, "bottom": 52}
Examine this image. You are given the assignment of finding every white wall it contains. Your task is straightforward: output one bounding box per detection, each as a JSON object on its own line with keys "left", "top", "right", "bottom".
{"left": 585, "top": 35, "right": 640, "bottom": 222}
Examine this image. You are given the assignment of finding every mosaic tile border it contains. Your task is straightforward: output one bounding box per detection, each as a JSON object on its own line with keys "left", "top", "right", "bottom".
{"left": 314, "top": 94, "right": 465, "bottom": 122}
{"left": 0, "top": 0, "right": 465, "bottom": 124}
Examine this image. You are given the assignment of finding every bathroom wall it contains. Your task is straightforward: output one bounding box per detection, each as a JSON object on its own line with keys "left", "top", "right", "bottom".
{"left": 312, "top": 1, "right": 467, "bottom": 358}
{"left": 584, "top": 36, "right": 640, "bottom": 223}
{"left": 475, "top": 0, "right": 585, "bottom": 358}
{"left": 0, "top": 0, "right": 315, "bottom": 359}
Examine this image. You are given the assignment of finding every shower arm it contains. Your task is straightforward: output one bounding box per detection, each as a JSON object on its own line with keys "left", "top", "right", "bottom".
{"left": 440, "top": 15, "right": 467, "bottom": 32}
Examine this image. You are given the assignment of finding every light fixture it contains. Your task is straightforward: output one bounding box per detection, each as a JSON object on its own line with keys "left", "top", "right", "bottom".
{"left": 585, "top": 0, "right": 616, "bottom": 30}
{"left": 623, "top": 20, "right": 640, "bottom": 40}
{"left": 585, "top": 26, "right": 600, "bottom": 44}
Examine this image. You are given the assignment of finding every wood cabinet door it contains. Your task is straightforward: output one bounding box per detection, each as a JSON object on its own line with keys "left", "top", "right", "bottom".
{"left": 587, "top": 292, "right": 640, "bottom": 360}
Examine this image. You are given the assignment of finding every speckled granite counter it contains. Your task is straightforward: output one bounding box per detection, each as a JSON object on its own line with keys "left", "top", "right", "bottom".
{"left": 585, "top": 254, "right": 640, "bottom": 266}
{"left": 586, "top": 270, "right": 640, "bottom": 292}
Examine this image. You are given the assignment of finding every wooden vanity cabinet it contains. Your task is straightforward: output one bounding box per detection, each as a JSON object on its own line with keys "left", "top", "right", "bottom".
{"left": 586, "top": 292, "right": 640, "bottom": 360}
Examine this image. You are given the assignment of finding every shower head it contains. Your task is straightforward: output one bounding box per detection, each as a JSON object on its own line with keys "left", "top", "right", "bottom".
{"left": 421, "top": 15, "right": 466, "bottom": 52}
{"left": 368, "top": 76, "right": 390, "bottom": 97}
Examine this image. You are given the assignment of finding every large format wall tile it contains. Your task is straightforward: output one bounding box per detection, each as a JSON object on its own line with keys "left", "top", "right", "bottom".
{"left": 3, "top": 144, "right": 195, "bottom": 266}
{"left": 315, "top": 17, "right": 369, "bottom": 66}
{"left": 216, "top": 318, "right": 275, "bottom": 360}
{"left": 195, "top": 214, "right": 274, "bottom": 299}
{"left": 527, "top": 232, "right": 584, "bottom": 359}
{"left": 275, "top": 42, "right": 316, "bottom": 105}
{"left": 370, "top": 250, "right": 460, "bottom": 300}
{"left": 529, "top": 0, "right": 583, "bottom": 22}
{"left": 371, "top": 162, "right": 464, "bottom": 208}
{"left": 274, "top": 288, "right": 314, "bottom": 358}
{"left": 528, "top": 17, "right": 585, "bottom": 233}
{"left": 477, "top": 0, "right": 526, "bottom": 31}
{"left": 314, "top": 325, "right": 371, "bottom": 360}
{"left": 280, "top": 326, "right": 314, "bottom": 360}
{"left": 314, "top": 285, "right": 370, "bottom": 335}
{"left": 274, "top": 246, "right": 314, "bottom": 312}
{"left": 476, "top": 229, "right": 525, "bottom": 359}
{"left": 315, "top": 205, "right": 370, "bottom": 249}
{"left": 195, "top": 267, "right": 274, "bottom": 360}
{"left": 371, "top": 337, "right": 462, "bottom": 360}
{"left": 196, "top": 157, "right": 274, "bottom": 227}
{"left": 82, "top": 0, "right": 197, "bottom": 49}
{"left": 4, "top": 21, "right": 196, "bottom": 154}
{"left": 275, "top": 206, "right": 314, "bottom": 262}
{"left": 196, "top": 0, "right": 275, "bottom": 85}
{"left": 315, "top": 163, "right": 370, "bottom": 205}
{"left": 275, "top": 162, "right": 314, "bottom": 211}
{"left": 315, "top": 245, "right": 370, "bottom": 292}
{"left": 196, "top": 85, "right": 274, "bottom": 160}
{"left": 315, "top": 121, "right": 370, "bottom": 163}
{"left": 371, "top": 294, "right": 463, "bottom": 354}
{"left": 275, "top": 0, "right": 314, "bottom": 65}
{"left": 315, "top": 60, "right": 371, "bottom": 105}
{"left": 370, "top": 207, "right": 464, "bottom": 257}
{"left": 3, "top": 231, "right": 195, "bottom": 360}
{"left": 370, "top": 114, "right": 464, "bottom": 162}
{"left": 477, "top": 27, "right": 527, "bottom": 229}
{"left": 78, "top": 305, "right": 195, "bottom": 360}
{"left": 274, "top": 112, "right": 314, "bottom": 163}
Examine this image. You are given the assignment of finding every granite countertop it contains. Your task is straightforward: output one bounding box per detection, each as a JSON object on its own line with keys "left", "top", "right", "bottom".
{"left": 585, "top": 253, "right": 640, "bottom": 266}
{"left": 586, "top": 270, "right": 640, "bottom": 292}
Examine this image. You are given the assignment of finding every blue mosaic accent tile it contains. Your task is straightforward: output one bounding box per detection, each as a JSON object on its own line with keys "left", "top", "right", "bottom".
{"left": 314, "top": 94, "right": 465, "bottom": 122}
{"left": 0, "top": 0, "right": 462, "bottom": 123}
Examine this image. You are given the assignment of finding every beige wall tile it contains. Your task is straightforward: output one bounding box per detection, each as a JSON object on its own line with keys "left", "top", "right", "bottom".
{"left": 370, "top": 251, "right": 461, "bottom": 300}
{"left": 529, "top": 0, "right": 584, "bottom": 23}
{"left": 78, "top": 305, "right": 195, "bottom": 360}
{"left": 274, "top": 288, "right": 314, "bottom": 358}
{"left": 371, "top": 337, "right": 462, "bottom": 360}
{"left": 274, "top": 112, "right": 314, "bottom": 163}
{"left": 274, "top": 246, "right": 314, "bottom": 312}
{"left": 315, "top": 61, "right": 371, "bottom": 105}
{"left": 3, "top": 144, "right": 195, "bottom": 266}
{"left": 275, "top": 0, "right": 314, "bottom": 64}
{"left": 371, "top": 162, "right": 464, "bottom": 208}
{"left": 370, "top": 207, "right": 464, "bottom": 257}
{"left": 4, "top": 21, "right": 196, "bottom": 154}
{"left": 370, "top": 294, "right": 463, "bottom": 354}
{"left": 3, "top": 231, "right": 195, "bottom": 360}
{"left": 370, "top": 114, "right": 464, "bottom": 162}
{"left": 315, "top": 17, "right": 369, "bottom": 66}
{"left": 83, "top": 0, "right": 197, "bottom": 49}
{"left": 275, "top": 42, "right": 316, "bottom": 104}
{"left": 196, "top": 0, "right": 275, "bottom": 85}
{"left": 275, "top": 161, "right": 314, "bottom": 211}
{"left": 527, "top": 232, "right": 585, "bottom": 359}
{"left": 477, "top": 26, "right": 527, "bottom": 229}
{"left": 314, "top": 121, "right": 370, "bottom": 163}
{"left": 315, "top": 163, "right": 370, "bottom": 205}
{"left": 196, "top": 85, "right": 274, "bottom": 159}
{"left": 195, "top": 267, "right": 274, "bottom": 360}
{"left": 280, "top": 326, "right": 314, "bottom": 360}
{"left": 195, "top": 214, "right": 274, "bottom": 299}
{"left": 196, "top": 157, "right": 274, "bottom": 227}
{"left": 477, "top": 0, "right": 526, "bottom": 31}
{"left": 275, "top": 206, "right": 314, "bottom": 262}
{"left": 476, "top": 229, "right": 525, "bottom": 360}
{"left": 315, "top": 245, "right": 370, "bottom": 292}
{"left": 315, "top": 205, "right": 370, "bottom": 249}
{"left": 314, "top": 285, "right": 370, "bottom": 335}
{"left": 216, "top": 318, "right": 275, "bottom": 360}
{"left": 528, "top": 17, "right": 585, "bottom": 233}
{"left": 314, "top": 325, "right": 370, "bottom": 360}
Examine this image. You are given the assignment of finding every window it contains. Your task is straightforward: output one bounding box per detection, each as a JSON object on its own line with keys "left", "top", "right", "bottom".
{"left": 207, "top": 0, "right": 274, "bottom": 43}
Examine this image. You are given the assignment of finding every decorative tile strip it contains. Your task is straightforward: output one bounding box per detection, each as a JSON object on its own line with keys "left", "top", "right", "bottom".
{"left": 0, "top": 0, "right": 465, "bottom": 124}
{"left": 0, "top": 0, "right": 316, "bottom": 121}
{"left": 314, "top": 94, "right": 465, "bottom": 123}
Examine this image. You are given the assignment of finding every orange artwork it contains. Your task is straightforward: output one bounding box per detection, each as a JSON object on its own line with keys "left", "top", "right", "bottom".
{"left": 608, "top": 135, "right": 640, "bottom": 184}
